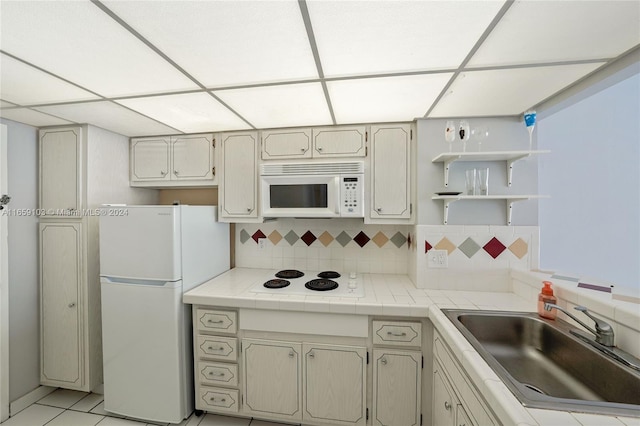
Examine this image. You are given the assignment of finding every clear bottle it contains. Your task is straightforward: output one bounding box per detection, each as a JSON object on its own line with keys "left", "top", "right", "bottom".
{"left": 537, "top": 281, "right": 557, "bottom": 320}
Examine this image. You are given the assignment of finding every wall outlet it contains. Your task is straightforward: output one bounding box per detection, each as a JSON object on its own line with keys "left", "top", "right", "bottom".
{"left": 427, "top": 249, "right": 448, "bottom": 268}
{"left": 257, "top": 238, "right": 266, "bottom": 250}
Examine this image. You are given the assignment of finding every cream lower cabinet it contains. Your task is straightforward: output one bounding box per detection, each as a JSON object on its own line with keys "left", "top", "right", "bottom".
{"left": 372, "top": 349, "right": 421, "bottom": 426}
{"left": 242, "top": 339, "right": 302, "bottom": 422}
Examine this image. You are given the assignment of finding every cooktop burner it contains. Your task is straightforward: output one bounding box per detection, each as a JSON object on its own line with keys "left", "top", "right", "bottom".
{"left": 305, "top": 279, "right": 339, "bottom": 291}
{"left": 275, "top": 269, "right": 304, "bottom": 279}
{"left": 317, "top": 271, "right": 341, "bottom": 279}
{"left": 264, "top": 279, "right": 290, "bottom": 289}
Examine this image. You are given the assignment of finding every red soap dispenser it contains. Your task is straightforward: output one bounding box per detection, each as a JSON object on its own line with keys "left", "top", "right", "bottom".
{"left": 537, "top": 281, "right": 557, "bottom": 320}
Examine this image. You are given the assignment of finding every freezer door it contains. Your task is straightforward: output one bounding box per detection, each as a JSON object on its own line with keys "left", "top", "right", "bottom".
{"left": 99, "top": 206, "right": 181, "bottom": 281}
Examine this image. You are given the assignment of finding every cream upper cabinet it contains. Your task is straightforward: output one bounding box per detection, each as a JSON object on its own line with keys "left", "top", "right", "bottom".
{"left": 368, "top": 124, "right": 413, "bottom": 223}
{"left": 218, "top": 131, "right": 259, "bottom": 222}
{"left": 303, "top": 343, "right": 367, "bottom": 426}
{"left": 39, "top": 126, "right": 82, "bottom": 214}
{"left": 130, "top": 134, "right": 215, "bottom": 187}
{"left": 260, "top": 126, "right": 366, "bottom": 160}
{"left": 261, "top": 128, "right": 312, "bottom": 160}
{"left": 40, "top": 221, "right": 83, "bottom": 389}
{"left": 242, "top": 339, "right": 302, "bottom": 422}
{"left": 313, "top": 125, "right": 366, "bottom": 158}
{"left": 372, "top": 349, "right": 422, "bottom": 426}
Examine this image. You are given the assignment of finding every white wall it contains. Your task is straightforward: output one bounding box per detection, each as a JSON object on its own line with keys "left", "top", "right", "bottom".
{"left": 538, "top": 66, "right": 640, "bottom": 294}
{"left": 0, "top": 118, "right": 39, "bottom": 401}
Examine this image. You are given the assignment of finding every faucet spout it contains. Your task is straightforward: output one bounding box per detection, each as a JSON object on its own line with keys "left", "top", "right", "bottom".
{"left": 544, "top": 303, "right": 615, "bottom": 347}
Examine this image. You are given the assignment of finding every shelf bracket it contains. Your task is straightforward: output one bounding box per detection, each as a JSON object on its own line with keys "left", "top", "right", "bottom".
{"left": 506, "top": 154, "right": 530, "bottom": 187}
{"left": 442, "top": 199, "right": 455, "bottom": 225}
{"left": 443, "top": 157, "right": 458, "bottom": 187}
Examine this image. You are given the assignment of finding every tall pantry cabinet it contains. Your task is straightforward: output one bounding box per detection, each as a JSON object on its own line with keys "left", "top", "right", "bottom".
{"left": 38, "top": 125, "right": 156, "bottom": 391}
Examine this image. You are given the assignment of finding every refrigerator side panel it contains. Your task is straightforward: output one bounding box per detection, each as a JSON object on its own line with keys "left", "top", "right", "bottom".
{"left": 180, "top": 206, "right": 230, "bottom": 291}
{"left": 99, "top": 206, "right": 181, "bottom": 281}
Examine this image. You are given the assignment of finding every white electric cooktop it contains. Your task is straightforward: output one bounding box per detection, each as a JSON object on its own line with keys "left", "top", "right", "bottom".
{"left": 249, "top": 269, "right": 365, "bottom": 298}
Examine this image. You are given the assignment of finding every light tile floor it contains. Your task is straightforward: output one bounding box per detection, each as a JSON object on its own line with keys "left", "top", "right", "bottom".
{"left": 1, "top": 389, "right": 296, "bottom": 426}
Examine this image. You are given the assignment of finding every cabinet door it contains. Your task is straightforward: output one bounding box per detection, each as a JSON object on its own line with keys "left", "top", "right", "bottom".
{"left": 373, "top": 349, "right": 421, "bottom": 426}
{"left": 171, "top": 134, "right": 215, "bottom": 181}
{"left": 313, "top": 125, "right": 366, "bottom": 157}
{"left": 40, "top": 221, "right": 83, "bottom": 388}
{"left": 303, "top": 343, "right": 367, "bottom": 426}
{"left": 370, "top": 124, "right": 411, "bottom": 219}
{"left": 261, "top": 128, "right": 312, "bottom": 160}
{"left": 243, "top": 339, "right": 302, "bottom": 422}
{"left": 130, "top": 137, "right": 171, "bottom": 182}
{"left": 219, "top": 132, "right": 258, "bottom": 220}
{"left": 39, "top": 126, "right": 82, "bottom": 213}
{"left": 432, "top": 363, "right": 456, "bottom": 426}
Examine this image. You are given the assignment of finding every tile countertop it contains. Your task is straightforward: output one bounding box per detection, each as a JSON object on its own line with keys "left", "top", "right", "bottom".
{"left": 183, "top": 267, "right": 640, "bottom": 426}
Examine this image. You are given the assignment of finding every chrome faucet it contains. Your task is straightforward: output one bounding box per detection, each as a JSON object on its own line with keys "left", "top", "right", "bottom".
{"left": 544, "top": 303, "right": 615, "bottom": 347}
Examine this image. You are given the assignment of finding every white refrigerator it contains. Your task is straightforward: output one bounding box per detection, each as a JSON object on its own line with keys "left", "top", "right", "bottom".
{"left": 99, "top": 205, "right": 229, "bottom": 424}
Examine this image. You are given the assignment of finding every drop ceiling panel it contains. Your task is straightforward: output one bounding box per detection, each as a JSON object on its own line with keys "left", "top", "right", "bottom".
{"left": 468, "top": 1, "right": 640, "bottom": 67}
{"left": 328, "top": 73, "right": 453, "bottom": 124}
{"left": 0, "top": 108, "right": 73, "bottom": 127}
{"left": 35, "top": 101, "right": 179, "bottom": 137}
{"left": 117, "top": 93, "right": 251, "bottom": 133}
{"left": 214, "top": 83, "right": 332, "bottom": 128}
{"left": 0, "top": 53, "right": 99, "bottom": 105}
{"left": 0, "top": 101, "right": 17, "bottom": 108}
{"left": 429, "top": 63, "right": 606, "bottom": 117}
{"left": 307, "top": 0, "right": 505, "bottom": 77}
{"left": 103, "top": 0, "right": 318, "bottom": 87}
{"left": 0, "top": 1, "right": 198, "bottom": 97}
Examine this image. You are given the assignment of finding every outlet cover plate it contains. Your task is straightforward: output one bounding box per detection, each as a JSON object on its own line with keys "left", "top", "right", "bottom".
{"left": 428, "top": 249, "right": 448, "bottom": 268}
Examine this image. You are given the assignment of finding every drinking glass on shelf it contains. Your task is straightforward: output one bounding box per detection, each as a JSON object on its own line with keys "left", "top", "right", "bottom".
{"left": 477, "top": 168, "right": 489, "bottom": 195}
{"left": 471, "top": 126, "right": 489, "bottom": 151}
{"left": 459, "top": 120, "right": 470, "bottom": 152}
{"left": 445, "top": 120, "right": 456, "bottom": 152}
{"left": 465, "top": 169, "right": 477, "bottom": 196}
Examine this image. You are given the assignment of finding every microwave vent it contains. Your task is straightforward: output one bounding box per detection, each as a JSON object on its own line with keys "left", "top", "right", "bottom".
{"left": 261, "top": 162, "right": 364, "bottom": 176}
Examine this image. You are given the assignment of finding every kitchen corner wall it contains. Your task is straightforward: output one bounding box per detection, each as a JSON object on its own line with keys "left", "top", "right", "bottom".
{"left": 235, "top": 219, "right": 412, "bottom": 274}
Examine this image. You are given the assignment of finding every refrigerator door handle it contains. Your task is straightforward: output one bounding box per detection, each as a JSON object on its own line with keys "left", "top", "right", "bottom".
{"left": 101, "top": 276, "right": 178, "bottom": 287}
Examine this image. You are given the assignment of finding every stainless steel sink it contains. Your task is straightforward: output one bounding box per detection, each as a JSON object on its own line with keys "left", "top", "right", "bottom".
{"left": 443, "top": 309, "right": 640, "bottom": 417}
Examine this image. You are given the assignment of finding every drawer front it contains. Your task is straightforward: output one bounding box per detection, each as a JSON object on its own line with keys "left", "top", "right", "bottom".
{"left": 196, "top": 308, "right": 237, "bottom": 334}
{"left": 372, "top": 321, "right": 422, "bottom": 347}
{"left": 197, "top": 361, "right": 238, "bottom": 387}
{"left": 198, "top": 386, "right": 239, "bottom": 413}
{"left": 197, "top": 335, "right": 238, "bottom": 361}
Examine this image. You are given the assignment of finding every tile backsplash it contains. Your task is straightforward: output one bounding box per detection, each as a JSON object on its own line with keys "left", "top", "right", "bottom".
{"left": 236, "top": 219, "right": 412, "bottom": 274}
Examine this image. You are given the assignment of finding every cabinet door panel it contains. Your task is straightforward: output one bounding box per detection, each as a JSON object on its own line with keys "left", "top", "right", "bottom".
{"left": 433, "top": 363, "right": 456, "bottom": 426}
{"left": 261, "top": 129, "right": 312, "bottom": 160}
{"left": 220, "top": 132, "right": 258, "bottom": 218}
{"left": 373, "top": 349, "right": 421, "bottom": 426}
{"left": 130, "top": 137, "right": 171, "bottom": 181}
{"left": 40, "top": 127, "right": 81, "bottom": 212}
{"left": 303, "top": 343, "right": 366, "bottom": 426}
{"left": 370, "top": 125, "right": 411, "bottom": 219}
{"left": 313, "top": 126, "right": 366, "bottom": 157}
{"left": 40, "top": 222, "right": 82, "bottom": 387}
{"left": 172, "top": 134, "right": 214, "bottom": 180}
{"left": 243, "top": 339, "right": 302, "bottom": 421}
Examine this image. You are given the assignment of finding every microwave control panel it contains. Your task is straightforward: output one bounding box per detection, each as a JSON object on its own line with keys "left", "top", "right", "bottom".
{"left": 340, "top": 176, "right": 364, "bottom": 217}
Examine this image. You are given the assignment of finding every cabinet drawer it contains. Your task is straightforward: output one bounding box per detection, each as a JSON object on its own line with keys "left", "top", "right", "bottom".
{"left": 197, "top": 335, "right": 238, "bottom": 361}
{"left": 198, "top": 386, "right": 239, "bottom": 413}
{"left": 196, "top": 308, "right": 237, "bottom": 334}
{"left": 372, "top": 321, "right": 422, "bottom": 347}
{"left": 197, "top": 361, "right": 238, "bottom": 387}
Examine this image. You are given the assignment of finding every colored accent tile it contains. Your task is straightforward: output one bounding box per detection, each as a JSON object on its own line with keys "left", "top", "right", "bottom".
{"left": 390, "top": 232, "right": 407, "bottom": 248}
{"left": 301, "top": 230, "right": 317, "bottom": 246}
{"left": 578, "top": 282, "right": 612, "bottom": 293}
{"left": 483, "top": 237, "right": 506, "bottom": 259}
{"left": 239, "top": 229, "right": 250, "bottom": 244}
{"left": 268, "top": 230, "right": 282, "bottom": 246}
{"left": 372, "top": 232, "right": 389, "bottom": 248}
{"left": 435, "top": 237, "right": 456, "bottom": 255}
{"left": 508, "top": 238, "right": 528, "bottom": 259}
{"left": 551, "top": 274, "right": 580, "bottom": 282}
{"left": 284, "top": 230, "right": 299, "bottom": 246}
{"left": 458, "top": 237, "right": 481, "bottom": 259}
{"left": 425, "top": 241, "right": 432, "bottom": 253}
{"left": 318, "top": 231, "right": 334, "bottom": 247}
{"left": 335, "top": 231, "right": 352, "bottom": 247}
{"left": 251, "top": 230, "right": 266, "bottom": 243}
{"left": 353, "top": 231, "right": 370, "bottom": 247}
{"left": 407, "top": 233, "right": 412, "bottom": 249}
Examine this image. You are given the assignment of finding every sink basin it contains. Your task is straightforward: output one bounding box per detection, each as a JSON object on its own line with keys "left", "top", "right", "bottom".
{"left": 443, "top": 309, "right": 640, "bottom": 417}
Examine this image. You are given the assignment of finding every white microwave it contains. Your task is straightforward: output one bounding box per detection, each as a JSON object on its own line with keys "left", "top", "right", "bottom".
{"left": 260, "top": 162, "right": 364, "bottom": 218}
